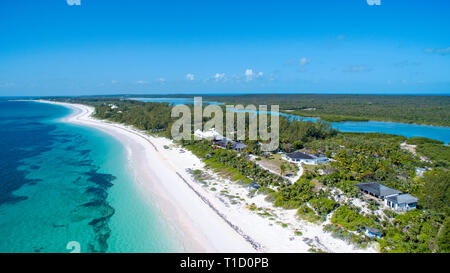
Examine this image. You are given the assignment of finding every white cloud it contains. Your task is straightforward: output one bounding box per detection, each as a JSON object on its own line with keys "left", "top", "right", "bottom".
{"left": 186, "top": 73, "right": 195, "bottom": 81}
{"left": 214, "top": 73, "right": 225, "bottom": 81}
{"left": 136, "top": 80, "right": 147, "bottom": 84}
{"left": 158, "top": 78, "right": 166, "bottom": 83}
{"left": 299, "top": 57, "right": 311, "bottom": 66}
{"left": 66, "top": 0, "right": 81, "bottom": 6}
{"left": 244, "top": 69, "right": 264, "bottom": 81}
{"left": 244, "top": 69, "right": 265, "bottom": 81}
{"left": 111, "top": 80, "right": 118, "bottom": 84}
{"left": 245, "top": 69, "right": 254, "bottom": 81}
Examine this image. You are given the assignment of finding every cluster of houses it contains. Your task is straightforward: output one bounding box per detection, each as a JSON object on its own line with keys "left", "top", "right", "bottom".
{"left": 194, "top": 130, "right": 418, "bottom": 214}
{"left": 355, "top": 182, "right": 418, "bottom": 212}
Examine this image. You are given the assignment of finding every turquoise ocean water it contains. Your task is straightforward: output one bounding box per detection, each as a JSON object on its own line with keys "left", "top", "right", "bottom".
{"left": 0, "top": 100, "right": 183, "bottom": 253}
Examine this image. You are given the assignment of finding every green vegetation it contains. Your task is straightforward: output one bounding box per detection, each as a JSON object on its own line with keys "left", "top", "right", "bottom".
{"left": 380, "top": 210, "right": 445, "bottom": 253}
{"left": 331, "top": 206, "right": 375, "bottom": 231}
{"left": 418, "top": 169, "right": 450, "bottom": 217}
{"left": 323, "top": 224, "right": 373, "bottom": 248}
{"left": 407, "top": 137, "right": 444, "bottom": 145}
{"left": 201, "top": 94, "right": 450, "bottom": 126}
{"left": 255, "top": 154, "right": 298, "bottom": 176}
{"left": 183, "top": 140, "right": 285, "bottom": 187}
{"left": 309, "top": 198, "right": 338, "bottom": 217}
{"left": 297, "top": 206, "right": 322, "bottom": 223}
{"left": 273, "top": 179, "right": 316, "bottom": 209}
{"left": 308, "top": 133, "right": 421, "bottom": 193}
{"left": 418, "top": 145, "right": 450, "bottom": 168}
{"left": 52, "top": 97, "right": 175, "bottom": 137}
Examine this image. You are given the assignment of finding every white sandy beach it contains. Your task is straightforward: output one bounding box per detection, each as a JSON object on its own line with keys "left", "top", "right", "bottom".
{"left": 36, "top": 100, "right": 376, "bottom": 253}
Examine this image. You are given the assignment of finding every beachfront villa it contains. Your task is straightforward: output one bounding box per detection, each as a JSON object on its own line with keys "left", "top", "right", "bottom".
{"left": 194, "top": 128, "right": 222, "bottom": 139}
{"left": 212, "top": 138, "right": 247, "bottom": 152}
{"left": 356, "top": 182, "right": 418, "bottom": 212}
{"left": 282, "top": 151, "right": 329, "bottom": 165}
{"left": 385, "top": 194, "right": 418, "bottom": 212}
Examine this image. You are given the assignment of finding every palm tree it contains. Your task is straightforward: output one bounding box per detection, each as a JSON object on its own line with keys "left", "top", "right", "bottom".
{"left": 280, "top": 164, "right": 287, "bottom": 177}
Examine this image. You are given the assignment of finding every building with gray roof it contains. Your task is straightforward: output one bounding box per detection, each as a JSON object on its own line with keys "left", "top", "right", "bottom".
{"left": 356, "top": 182, "right": 418, "bottom": 212}
{"left": 355, "top": 182, "right": 402, "bottom": 199}
{"left": 385, "top": 194, "right": 418, "bottom": 212}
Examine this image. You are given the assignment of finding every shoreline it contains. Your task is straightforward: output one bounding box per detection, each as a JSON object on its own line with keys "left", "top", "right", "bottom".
{"left": 37, "top": 100, "right": 256, "bottom": 252}
{"left": 34, "top": 100, "right": 376, "bottom": 253}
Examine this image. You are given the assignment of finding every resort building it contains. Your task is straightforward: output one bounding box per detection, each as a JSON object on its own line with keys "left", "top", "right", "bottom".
{"left": 356, "top": 182, "right": 418, "bottom": 212}
{"left": 385, "top": 194, "right": 418, "bottom": 212}
{"left": 282, "top": 151, "right": 329, "bottom": 165}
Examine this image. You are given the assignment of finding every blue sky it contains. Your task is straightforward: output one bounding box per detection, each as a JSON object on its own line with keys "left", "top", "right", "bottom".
{"left": 0, "top": 0, "right": 449, "bottom": 96}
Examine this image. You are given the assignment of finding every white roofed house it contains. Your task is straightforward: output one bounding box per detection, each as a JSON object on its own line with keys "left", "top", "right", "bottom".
{"left": 194, "top": 128, "right": 222, "bottom": 140}
{"left": 283, "top": 151, "right": 329, "bottom": 165}
{"left": 108, "top": 104, "right": 118, "bottom": 110}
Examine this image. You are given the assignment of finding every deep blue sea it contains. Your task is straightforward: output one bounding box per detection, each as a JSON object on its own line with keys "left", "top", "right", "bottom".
{"left": 0, "top": 100, "right": 183, "bottom": 253}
